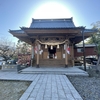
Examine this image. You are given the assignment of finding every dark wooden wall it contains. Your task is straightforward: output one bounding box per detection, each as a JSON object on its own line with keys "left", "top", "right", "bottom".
{"left": 74, "top": 47, "right": 97, "bottom": 57}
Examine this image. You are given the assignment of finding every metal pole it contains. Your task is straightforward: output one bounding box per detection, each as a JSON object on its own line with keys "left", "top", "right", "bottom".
{"left": 82, "top": 27, "right": 86, "bottom": 71}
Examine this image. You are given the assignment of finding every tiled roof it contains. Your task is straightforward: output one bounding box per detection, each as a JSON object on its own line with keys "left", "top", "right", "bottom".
{"left": 76, "top": 44, "right": 96, "bottom": 47}
{"left": 30, "top": 18, "right": 75, "bottom": 28}
{"left": 9, "top": 30, "right": 25, "bottom": 34}
{"left": 84, "top": 29, "right": 97, "bottom": 33}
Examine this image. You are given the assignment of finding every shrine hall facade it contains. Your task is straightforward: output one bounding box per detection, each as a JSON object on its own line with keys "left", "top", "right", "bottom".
{"left": 9, "top": 18, "right": 97, "bottom": 67}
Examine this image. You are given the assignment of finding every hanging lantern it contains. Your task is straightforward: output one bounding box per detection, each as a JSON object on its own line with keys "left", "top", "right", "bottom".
{"left": 57, "top": 44, "right": 59, "bottom": 49}
{"left": 51, "top": 45, "right": 53, "bottom": 49}
{"left": 45, "top": 44, "right": 47, "bottom": 49}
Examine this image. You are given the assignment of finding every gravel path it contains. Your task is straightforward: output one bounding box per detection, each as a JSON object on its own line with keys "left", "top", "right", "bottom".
{"left": 0, "top": 81, "right": 31, "bottom": 100}
{"left": 68, "top": 76, "right": 100, "bottom": 100}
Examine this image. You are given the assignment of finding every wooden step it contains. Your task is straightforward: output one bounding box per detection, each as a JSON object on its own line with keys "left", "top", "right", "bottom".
{"left": 40, "top": 59, "right": 65, "bottom": 66}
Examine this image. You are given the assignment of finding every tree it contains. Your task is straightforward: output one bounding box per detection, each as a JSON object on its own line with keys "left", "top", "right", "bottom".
{"left": 87, "top": 21, "right": 100, "bottom": 44}
{"left": 16, "top": 40, "right": 31, "bottom": 55}
{"left": 0, "top": 38, "right": 16, "bottom": 62}
{"left": 87, "top": 21, "right": 100, "bottom": 72}
{"left": 16, "top": 40, "right": 31, "bottom": 65}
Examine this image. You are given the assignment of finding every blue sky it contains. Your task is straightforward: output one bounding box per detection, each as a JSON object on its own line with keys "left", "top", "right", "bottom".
{"left": 0, "top": 0, "right": 100, "bottom": 43}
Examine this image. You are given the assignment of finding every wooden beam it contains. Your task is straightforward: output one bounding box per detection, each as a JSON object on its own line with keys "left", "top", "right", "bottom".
{"left": 23, "top": 28, "right": 81, "bottom": 34}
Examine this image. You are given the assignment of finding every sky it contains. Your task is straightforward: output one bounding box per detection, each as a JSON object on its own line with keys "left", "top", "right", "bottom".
{"left": 0, "top": 0, "right": 100, "bottom": 44}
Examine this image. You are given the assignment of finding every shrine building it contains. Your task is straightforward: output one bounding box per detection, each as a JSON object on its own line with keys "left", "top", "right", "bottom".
{"left": 9, "top": 18, "right": 97, "bottom": 67}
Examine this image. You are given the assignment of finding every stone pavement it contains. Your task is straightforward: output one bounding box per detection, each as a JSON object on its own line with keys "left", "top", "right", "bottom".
{"left": 0, "top": 71, "right": 83, "bottom": 100}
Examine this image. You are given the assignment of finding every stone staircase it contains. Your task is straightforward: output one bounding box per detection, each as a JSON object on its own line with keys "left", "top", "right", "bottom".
{"left": 39, "top": 59, "right": 65, "bottom": 67}
{"left": 20, "top": 67, "right": 89, "bottom": 76}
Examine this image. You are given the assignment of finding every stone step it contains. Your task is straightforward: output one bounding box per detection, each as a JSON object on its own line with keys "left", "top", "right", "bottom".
{"left": 20, "top": 71, "right": 89, "bottom": 76}
{"left": 20, "top": 68, "right": 89, "bottom": 76}
{"left": 21, "top": 71, "right": 67, "bottom": 74}
{"left": 20, "top": 67, "right": 89, "bottom": 76}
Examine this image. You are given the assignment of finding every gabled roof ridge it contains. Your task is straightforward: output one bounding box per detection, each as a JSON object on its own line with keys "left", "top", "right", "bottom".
{"left": 32, "top": 17, "right": 73, "bottom": 21}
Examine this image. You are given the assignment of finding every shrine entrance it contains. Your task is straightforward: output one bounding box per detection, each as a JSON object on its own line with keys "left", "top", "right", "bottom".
{"left": 9, "top": 18, "right": 97, "bottom": 67}
{"left": 48, "top": 46, "right": 56, "bottom": 59}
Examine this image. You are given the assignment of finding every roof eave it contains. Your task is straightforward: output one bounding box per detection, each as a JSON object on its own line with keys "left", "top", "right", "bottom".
{"left": 21, "top": 26, "right": 84, "bottom": 30}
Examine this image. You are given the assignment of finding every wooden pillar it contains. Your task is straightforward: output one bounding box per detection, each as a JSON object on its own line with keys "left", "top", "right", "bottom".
{"left": 71, "top": 43, "right": 74, "bottom": 66}
{"left": 61, "top": 45, "right": 63, "bottom": 59}
{"left": 65, "top": 42, "right": 68, "bottom": 67}
{"left": 36, "top": 42, "right": 39, "bottom": 68}
{"left": 31, "top": 45, "right": 34, "bottom": 67}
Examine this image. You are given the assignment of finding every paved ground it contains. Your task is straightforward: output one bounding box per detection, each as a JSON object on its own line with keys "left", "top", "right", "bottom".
{"left": 0, "top": 71, "right": 83, "bottom": 100}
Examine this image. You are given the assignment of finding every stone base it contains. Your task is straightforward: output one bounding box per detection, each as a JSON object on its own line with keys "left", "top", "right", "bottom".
{"left": 65, "top": 64, "right": 68, "bottom": 68}
{"left": 36, "top": 64, "right": 39, "bottom": 68}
